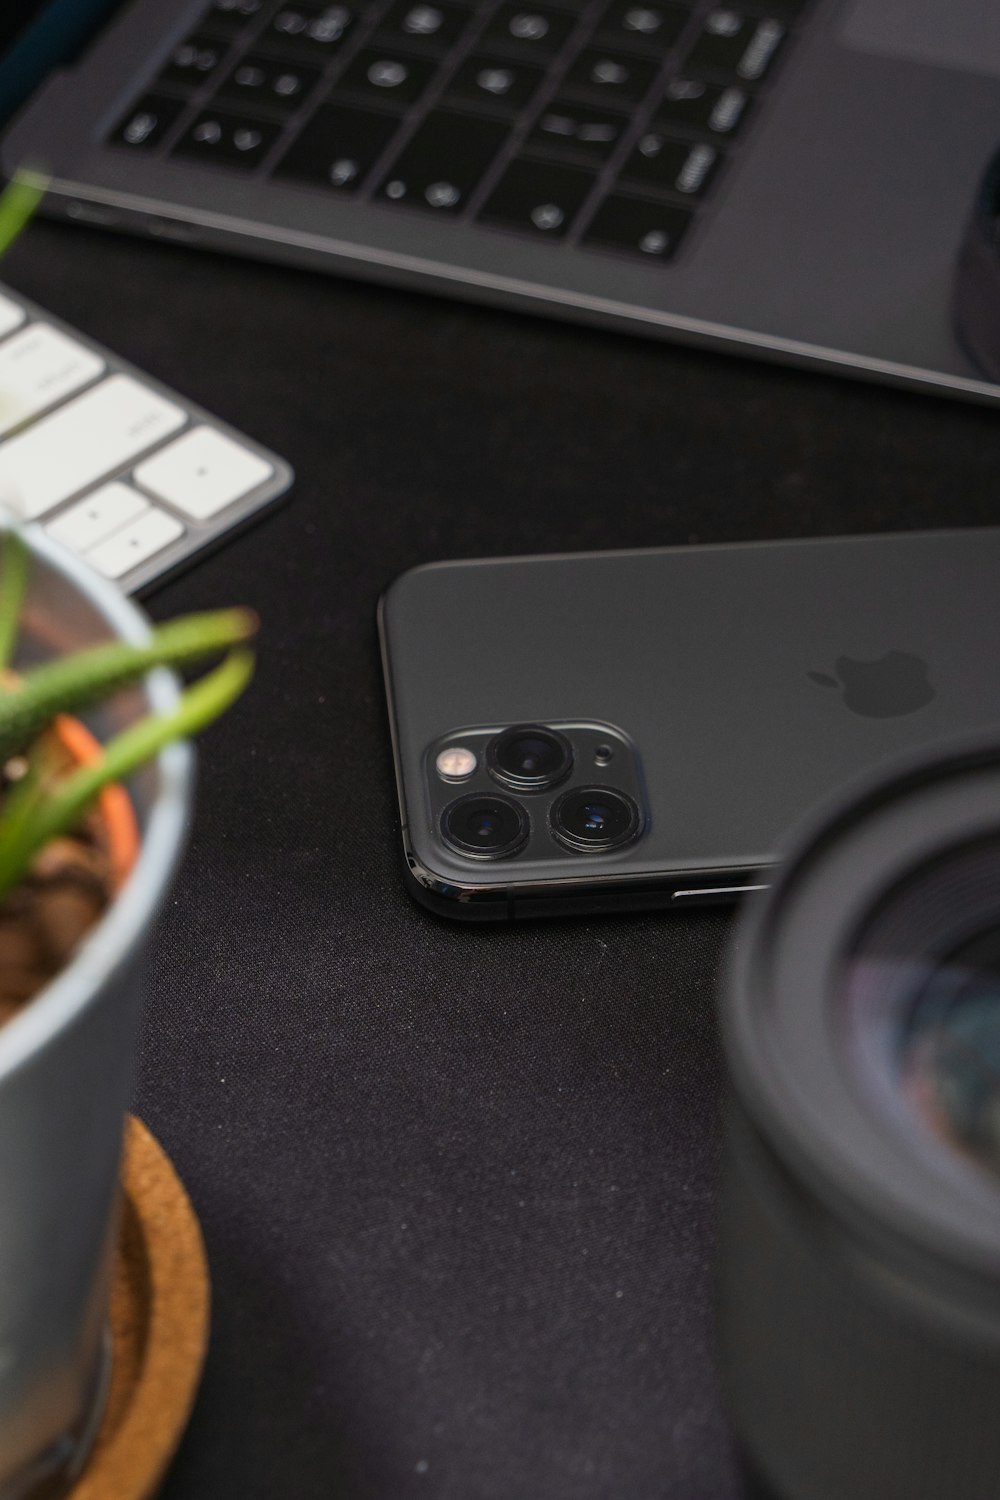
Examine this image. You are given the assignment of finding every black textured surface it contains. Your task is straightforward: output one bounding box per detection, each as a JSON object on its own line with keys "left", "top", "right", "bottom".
{"left": 3, "top": 221, "right": 998, "bottom": 1499}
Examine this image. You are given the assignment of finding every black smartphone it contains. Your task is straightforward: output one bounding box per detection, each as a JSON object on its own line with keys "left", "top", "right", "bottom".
{"left": 378, "top": 530, "right": 1000, "bottom": 920}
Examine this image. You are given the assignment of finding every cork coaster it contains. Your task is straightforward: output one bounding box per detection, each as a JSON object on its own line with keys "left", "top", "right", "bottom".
{"left": 68, "top": 1115, "right": 211, "bottom": 1500}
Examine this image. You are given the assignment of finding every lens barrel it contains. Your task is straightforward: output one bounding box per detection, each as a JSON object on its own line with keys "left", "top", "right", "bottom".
{"left": 486, "top": 724, "right": 573, "bottom": 792}
{"left": 441, "top": 793, "right": 529, "bottom": 860}
{"left": 719, "top": 741, "right": 1000, "bottom": 1500}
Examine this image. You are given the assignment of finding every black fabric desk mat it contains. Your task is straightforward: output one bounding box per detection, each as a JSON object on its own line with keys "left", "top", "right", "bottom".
{"left": 5, "top": 221, "right": 998, "bottom": 1499}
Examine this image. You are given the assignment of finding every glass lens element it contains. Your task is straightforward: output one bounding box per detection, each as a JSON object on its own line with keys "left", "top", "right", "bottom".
{"left": 900, "top": 928, "right": 1000, "bottom": 1181}
{"left": 551, "top": 786, "right": 640, "bottom": 853}
{"left": 441, "top": 793, "right": 529, "bottom": 859}
{"left": 487, "top": 724, "right": 573, "bottom": 792}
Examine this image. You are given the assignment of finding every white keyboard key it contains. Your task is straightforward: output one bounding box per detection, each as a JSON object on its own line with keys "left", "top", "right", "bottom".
{"left": 46, "top": 482, "right": 149, "bottom": 553}
{"left": 0, "top": 375, "right": 185, "bottom": 519}
{"left": 0, "top": 324, "right": 105, "bottom": 436}
{"left": 0, "top": 472, "right": 22, "bottom": 519}
{"left": 134, "top": 425, "right": 274, "bottom": 520}
{"left": 85, "top": 507, "right": 184, "bottom": 579}
{"left": 0, "top": 291, "right": 25, "bottom": 340}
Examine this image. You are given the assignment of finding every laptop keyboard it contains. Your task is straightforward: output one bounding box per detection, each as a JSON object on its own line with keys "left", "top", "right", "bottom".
{"left": 110, "top": 0, "right": 811, "bottom": 264}
{"left": 0, "top": 285, "right": 292, "bottom": 593}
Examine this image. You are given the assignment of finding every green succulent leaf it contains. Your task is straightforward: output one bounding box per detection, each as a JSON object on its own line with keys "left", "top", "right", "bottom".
{"left": 0, "top": 606, "right": 257, "bottom": 763}
{"left": 0, "top": 530, "right": 29, "bottom": 672}
{"left": 0, "top": 648, "right": 254, "bottom": 901}
{"left": 0, "top": 172, "right": 46, "bottom": 260}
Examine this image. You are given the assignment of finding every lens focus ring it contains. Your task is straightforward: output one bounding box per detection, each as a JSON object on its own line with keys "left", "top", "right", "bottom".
{"left": 441, "top": 793, "right": 529, "bottom": 860}
{"left": 486, "top": 724, "right": 573, "bottom": 793}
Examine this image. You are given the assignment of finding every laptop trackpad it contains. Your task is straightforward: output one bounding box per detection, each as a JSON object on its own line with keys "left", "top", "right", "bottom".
{"left": 841, "top": 0, "right": 1000, "bottom": 79}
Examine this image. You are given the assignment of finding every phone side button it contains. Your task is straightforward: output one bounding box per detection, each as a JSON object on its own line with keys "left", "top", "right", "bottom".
{"left": 671, "top": 883, "right": 769, "bottom": 901}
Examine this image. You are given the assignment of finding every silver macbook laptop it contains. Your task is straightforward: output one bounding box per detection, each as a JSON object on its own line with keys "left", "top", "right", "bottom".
{"left": 3, "top": 0, "right": 999, "bottom": 402}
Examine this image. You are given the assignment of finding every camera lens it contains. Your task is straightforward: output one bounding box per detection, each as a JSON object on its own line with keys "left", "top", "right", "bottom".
{"left": 487, "top": 724, "right": 573, "bottom": 792}
{"left": 441, "top": 793, "right": 529, "bottom": 860}
{"left": 720, "top": 741, "right": 1000, "bottom": 1500}
{"left": 550, "top": 786, "right": 640, "bottom": 853}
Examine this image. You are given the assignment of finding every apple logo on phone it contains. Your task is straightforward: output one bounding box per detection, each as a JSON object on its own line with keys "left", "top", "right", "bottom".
{"left": 808, "top": 651, "right": 935, "bottom": 717}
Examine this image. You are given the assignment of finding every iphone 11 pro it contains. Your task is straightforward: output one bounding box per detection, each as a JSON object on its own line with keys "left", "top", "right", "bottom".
{"left": 378, "top": 530, "right": 1000, "bottom": 919}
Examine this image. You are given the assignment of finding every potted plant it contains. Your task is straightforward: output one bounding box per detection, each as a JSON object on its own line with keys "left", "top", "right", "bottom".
{"left": 0, "top": 523, "right": 255, "bottom": 1497}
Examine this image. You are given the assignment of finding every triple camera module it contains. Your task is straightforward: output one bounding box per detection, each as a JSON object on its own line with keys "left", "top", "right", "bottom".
{"left": 434, "top": 723, "right": 645, "bottom": 862}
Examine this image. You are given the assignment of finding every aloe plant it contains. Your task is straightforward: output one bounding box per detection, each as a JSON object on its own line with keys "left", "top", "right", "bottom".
{"left": 0, "top": 174, "right": 45, "bottom": 261}
{"left": 0, "top": 176, "right": 255, "bottom": 905}
{"left": 0, "top": 529, "right": 256, "bottom": 901}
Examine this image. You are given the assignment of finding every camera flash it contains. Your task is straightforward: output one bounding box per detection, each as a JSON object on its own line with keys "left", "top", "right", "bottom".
{"left": 436, "top": 746, "right": 477, "bottom": 781}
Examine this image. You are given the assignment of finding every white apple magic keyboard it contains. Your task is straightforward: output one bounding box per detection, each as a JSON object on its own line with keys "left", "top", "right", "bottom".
{"left": 0, "top": 282, "right": 292, "bottom": 593}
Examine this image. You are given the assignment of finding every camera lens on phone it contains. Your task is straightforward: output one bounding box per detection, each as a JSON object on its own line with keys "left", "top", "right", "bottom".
{"left": 550, "top": 786, "right": 641, "bottom": 853}
{"left": 487, "top": 724, "right": 573, "bottom": 792}
{"left": 441, "top": 793, "right": 529, "bottom": 859}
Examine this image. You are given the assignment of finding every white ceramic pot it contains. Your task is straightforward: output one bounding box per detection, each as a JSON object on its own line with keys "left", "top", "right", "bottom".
{"left": 0, "top": 528, "right": 193, "bottom": 1498}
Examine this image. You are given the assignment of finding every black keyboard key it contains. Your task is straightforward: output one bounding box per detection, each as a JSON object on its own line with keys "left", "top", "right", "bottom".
{"left": 480, "top": 5, "right": 578, "bottom": 59}
{"left": 337, "top": 49, "right": 439, "bottom": 107}
{"left": 619, "top": 132, "right": 719, "bottom": 196}
{"left": 593, "top": 2, "right": 691, "bottom": 54}
{"left": 741, "top": 0, "right": 808, "bottom": 15}
{"left": 444, "top": 54, "right": 546, "bottom": 115}
{"left": 260, "top": 5, "right": 356, "bottom": 60}
{"left": 156, "top": 32, "right": 230, "bottom": 91}
{"left": 110, "top": 94, "right": 186, "bottom": 150}
{"left": 653, "top": 77, "right": 750, "bottom": 136}
{"left": 376, "top": 111, "right": 508, "bottom": 211}
{"left": 478, "top": 158, "right": 593, "bottom": 237}
{"left": 582, "top": 191, "right": 692, "bottom": 258}
{"left": 562, "top": 49, "right": 659, "bottom": 107}
{"left": 527, "top": 100, "right": 630, "bottom": 165}
{"left": 172, "top": 110, "right": 282, "bottom": 168}
{"left": 199, "top": 0, "right": 266, "bottom": 35}
{"left": 684, "top": 11, "right": 785, "bottom": 82}
{"left": 216, "top": 54, "right": 323, "bottom": 112}
{"left": 374, "top": 2, "right": 475, "bottom": 53}
{"left": 274, "top": 103, "right": 401, "bottom": 189}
